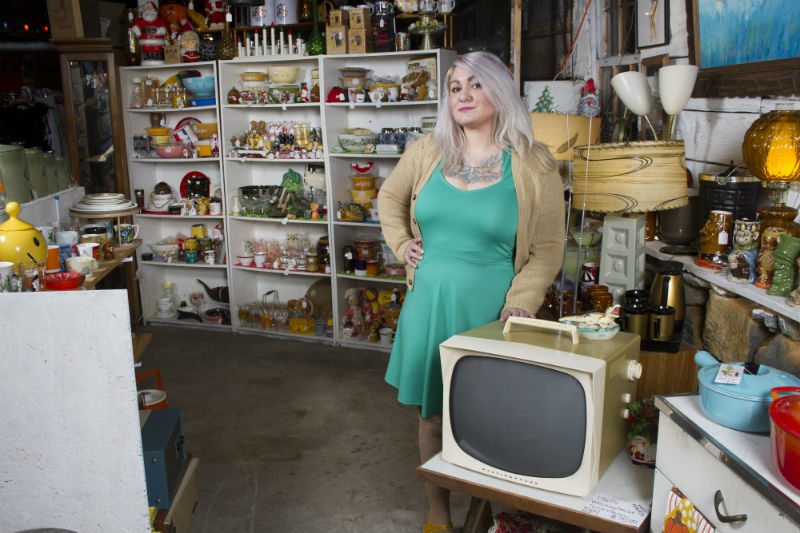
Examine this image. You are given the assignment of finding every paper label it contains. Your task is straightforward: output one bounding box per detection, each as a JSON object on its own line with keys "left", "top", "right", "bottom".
{"left": 581, "top": 494, "right": 650, "bottom": 528}
{"left": 714, "top": 364, "right": 743, "bottom": 384}
{"left": 718, "top": 230, "right": 728, "bottom": 245}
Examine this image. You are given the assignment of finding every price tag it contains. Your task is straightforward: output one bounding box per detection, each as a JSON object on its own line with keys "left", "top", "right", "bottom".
{"left": 714, "top": 363, "right": 743, "bottom": 384}
{"left": 581, "top": 494, "right": 649, "bottom": 528}
{"left": 281, "top": 217, "right": 289, "bottom": 225}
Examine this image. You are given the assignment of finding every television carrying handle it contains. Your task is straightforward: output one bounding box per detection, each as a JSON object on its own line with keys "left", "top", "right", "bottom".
{"left": 502, "top": 316, "right": 580, "bottom": 344}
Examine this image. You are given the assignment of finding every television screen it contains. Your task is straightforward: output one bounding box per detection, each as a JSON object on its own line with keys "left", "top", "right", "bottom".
{"left": 449, "top": 355, "right": 587, "bottom": 478}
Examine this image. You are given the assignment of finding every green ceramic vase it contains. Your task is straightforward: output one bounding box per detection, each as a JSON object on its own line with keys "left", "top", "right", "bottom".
{"left": 767, "top": 234, "right": 800, "bottom": 297}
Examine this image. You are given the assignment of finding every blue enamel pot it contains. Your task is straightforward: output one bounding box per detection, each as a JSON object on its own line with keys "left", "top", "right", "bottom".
{"left": 695, "top": 351, "right": 800, "bottom": 433}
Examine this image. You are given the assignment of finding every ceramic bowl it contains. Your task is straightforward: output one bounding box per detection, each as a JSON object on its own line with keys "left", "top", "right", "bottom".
{"left": 189, "top": 96, "right": 216, "bottom": 107}
{"left": 268, "top": 66, "right": 300, "bottom": 84}
{"left": 182, "top": 76, "right": 215, "bottom": 97}
{"left": 241, "top": 71, "right": 267, "bottom": 82}
{"left": 351, "top": 176, "right": 377, "bottom": 190}
{"left": 146, "top": 127, "right": 170, "bottom": 136}
{"left": 149, "top": 134, "right": 172, "bottom": 146}
{"left": 189, "top": 122, "right": 218, "bottom": 139}
{"left": 569, "top": 227, "right": 602, "bottom": 247}
{"left": 349, "top": 188, "right": 378, "bottom": 203}
{"left": 338, "top": 133, "right": 379, "bottom": 153}
{"left": 148, "top": 242, "right": 179, "bottom": 261}
{"left": 45, "top": 271, "right": 85, "bottom": 290}
{"left": 238, "top": 253, "right": 254, "bottom": 266}
{"left": 155, "top": 145, "right": 183, "bottom": 159}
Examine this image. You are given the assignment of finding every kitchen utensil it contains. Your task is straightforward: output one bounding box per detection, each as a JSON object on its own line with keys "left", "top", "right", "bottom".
{"left": 647, "top": 304, "right": 675, "bottom": 341}
{"left": 649, "top": 260, "right": 684, "bottom": 325}
{"left": 769, "top": 386, "right": 800, "bottom": 489}
{"left": 695, "top": 350, "right": 800, "bottom": 433}
{"left": 197, "top": 278, "right": 230, "bottom": 303}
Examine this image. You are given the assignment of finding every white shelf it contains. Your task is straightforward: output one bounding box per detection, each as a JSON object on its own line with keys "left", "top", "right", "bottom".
{"left": 327, "top": 100, "right": 439, "bottom": 108}
{"left": 223, "top": 103, "right": 321, "bottom": 110}
{"left": 235, "top": 326, "right": 335, "bottom": 345}
{"left": 334, "top": 221, "right": 382, "bottom": 228}
{"left": 337, "top": 338, "right": 392, "bottom": 352}
{"left": 337, "top": 273, "right": 406, "bottom": 285}
{"left": 140, "top": 261, "right": 228, "bottom": 269}
{"left": 125, "top": 105, "right": 217, "bottom": 113}
{"left": 224, "top": 157, "right": 325, "bottom": 164}
{"left": 645, "top": 240, "right": 800, "bottom": 321}
{"left": 135, "top": 214, "right": 225, "bottom": 221}
{"left": 232, "top": 265, "right": 331, "bottom": 277}
{"left": 229, "top": 216, "right": 328, "bottom": 225}
{"left": 146, "top": 315, "right": 232, "bottom": 330}
{"left": 329, "top": 152, "right": 403, "bottom": 159}
{"left": 128, "top": 157, "right": 221, "bottom": 164}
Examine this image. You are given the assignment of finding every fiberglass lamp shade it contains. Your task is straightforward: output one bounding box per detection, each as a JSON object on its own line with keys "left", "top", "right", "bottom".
{"left": 742, "top": 109, "right": 800, "bottom": 186}
{"left": 658, "top": 65, "right": 699, "bottom": 116}
{"left": 610, "top": 71, "right": 652, "bottom": 116}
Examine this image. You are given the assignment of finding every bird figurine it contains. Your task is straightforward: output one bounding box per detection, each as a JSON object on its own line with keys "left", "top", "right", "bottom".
{"left": 577, "top": 78, "right": 601, "bottom": 118}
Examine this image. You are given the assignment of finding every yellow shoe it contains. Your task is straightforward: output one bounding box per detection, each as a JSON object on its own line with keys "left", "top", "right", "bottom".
{"left": 424, "top": 511, "right": 456, "bottom": 533}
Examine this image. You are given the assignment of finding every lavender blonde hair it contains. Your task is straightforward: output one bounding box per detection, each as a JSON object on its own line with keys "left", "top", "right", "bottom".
{"left": 434, "top": 50, "right": 555, "bottom": 174}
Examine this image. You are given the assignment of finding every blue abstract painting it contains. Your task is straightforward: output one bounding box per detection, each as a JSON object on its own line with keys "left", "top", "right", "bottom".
{"left": 698, "top": 0, "right": 800, "bottom": 68}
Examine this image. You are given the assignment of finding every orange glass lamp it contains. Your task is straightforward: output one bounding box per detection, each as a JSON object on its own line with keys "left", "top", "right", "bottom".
{"left": 742, "top": 106, "right": 800, "bottom": 236}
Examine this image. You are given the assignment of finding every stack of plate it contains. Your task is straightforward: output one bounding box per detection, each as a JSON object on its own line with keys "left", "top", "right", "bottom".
{"left": 72, "top": 193, "right": 137, "bottom": 213}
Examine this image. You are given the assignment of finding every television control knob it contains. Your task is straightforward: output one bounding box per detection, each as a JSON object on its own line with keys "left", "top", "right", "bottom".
{"left": 626, "top": 360, "right": 643, "bottom": 381}
{"left": 622, "top": 408, "right": 630, "bottom": 419}
{"left": 622, "top": 393, "right": 632, "bottom": 403}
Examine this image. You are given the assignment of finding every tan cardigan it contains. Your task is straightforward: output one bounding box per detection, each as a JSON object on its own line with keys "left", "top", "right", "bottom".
{"left": 377, "top": 134, "right": 565, "bottom": 315}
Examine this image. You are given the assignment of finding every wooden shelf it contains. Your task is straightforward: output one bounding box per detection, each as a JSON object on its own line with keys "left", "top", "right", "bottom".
{"left": 83, "top": 240, "right": 142, "bottom": 290}
{"left": 646, "top": 240, "right": 800, "bottom": 322}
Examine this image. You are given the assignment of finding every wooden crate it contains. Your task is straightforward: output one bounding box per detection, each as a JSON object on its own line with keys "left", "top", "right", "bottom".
{"left": 326, "top": 25, "right": 348, "bottom": 54}
{"left": 348, "top": 8, "right": 371, "bottom": 29}
{"left": 347, "top": 28, "right": 373, "bottom": 54}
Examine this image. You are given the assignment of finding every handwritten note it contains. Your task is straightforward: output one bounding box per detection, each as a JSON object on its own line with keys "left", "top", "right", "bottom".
{"left": 581, "top": 494, "right": 650, "bottom": 527}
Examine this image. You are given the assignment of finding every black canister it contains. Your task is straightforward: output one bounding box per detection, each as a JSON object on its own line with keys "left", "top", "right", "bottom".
{"left": 698, "top": 164, "right": 760, "bottom": 223}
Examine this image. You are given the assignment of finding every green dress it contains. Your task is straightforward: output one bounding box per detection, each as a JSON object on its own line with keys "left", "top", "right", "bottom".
{"left": 385, "top": 150, "right": 518, "bottom": 418}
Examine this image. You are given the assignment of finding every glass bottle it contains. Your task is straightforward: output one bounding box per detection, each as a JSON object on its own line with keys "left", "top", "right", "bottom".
{"left": 310, "top": 69, "right": 320, "bottom": 102}
{"left": 306, "top": 0, "right": 326, "bottom": 55}
{"left": 298, "top": 0, "right": 312, "bottom": 21}
{"left": 218, "top": 7, "right": 237, "bottom": 60}
{"left": 157, "top": 281, "right": 179, "bottom": 318}
{"left": 144, "top": 76, "right": 157, "bottom": 108}
{"left": 129, "top": 77, "right": 144, "bottom": 109}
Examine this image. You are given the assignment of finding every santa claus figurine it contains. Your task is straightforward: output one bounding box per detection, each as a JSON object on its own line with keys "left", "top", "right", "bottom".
{"left": 206, "top": 0, "right": 225, "bottom": 30}
{"left": 577, "top": 78, "right": 601, "bottom": 118}
{"left": 132, "top": 2, "right": 169, "bottom": 65}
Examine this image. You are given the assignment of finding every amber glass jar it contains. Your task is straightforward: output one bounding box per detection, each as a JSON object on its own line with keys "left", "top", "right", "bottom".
{"left": 759, "top": 204, "right": 800, "bottom": 237}
{"left": 742, "top": 109, "right": 800, "bottom": 185}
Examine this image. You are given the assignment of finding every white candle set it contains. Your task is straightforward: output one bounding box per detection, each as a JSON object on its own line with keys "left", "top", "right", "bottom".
{"left": 234, "top": 25, "right": 305, "bottom": 59}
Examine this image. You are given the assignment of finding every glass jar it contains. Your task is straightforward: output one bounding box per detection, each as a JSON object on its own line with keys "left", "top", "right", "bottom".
{"left": 157, "top": 281, "right": 178, "bottom": 318}
{"left": 306, "top": 251, "right": 319, "bottom": 272}
{"left": 316, "top": 235, "right": 330, "bottom": 268}
{"left": 129, "top": 76, "right": 144, "bottom": 109}
{"left": 144, "top": 76, "right": 157, "bottom": 108}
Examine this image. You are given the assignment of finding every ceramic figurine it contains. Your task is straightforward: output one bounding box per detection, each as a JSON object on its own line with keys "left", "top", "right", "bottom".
{"left": 788, "top": 258, "right": 800, "bottom": 308}
{"left": 727, "top": 218, "right": 760, "bottom": 284}
{"left": 206, "top": 0, "right": 226, "bottom": 29}
{"left": 697, "top": 209, "right": 733, "bottom": 269}
{"left": 755, "top": 227, "right": 789, "bottom": 289}
{"left": 131, "top": 2, "right": 169, "bottom": 65}
{"left": 181, "top": 31, "right": 201, "bottom": 62}
{"left": 767, "top": 234, "right": 800, "bottom": 297}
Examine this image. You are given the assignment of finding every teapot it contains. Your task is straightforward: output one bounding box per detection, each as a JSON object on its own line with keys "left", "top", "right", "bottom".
{"left": 0, "top": 201, "right": 47, "bottom": 268}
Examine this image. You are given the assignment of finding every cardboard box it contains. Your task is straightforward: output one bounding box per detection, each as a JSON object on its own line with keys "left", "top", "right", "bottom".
{"left": 47, "top": 0, "right": 100, "bottom": 40}
{"left": 407, "top": 55, "right": 438, "bottom": 82}
{"left": 163, "top": 457, "right": 199, "bottom": 533}
{"left": 164, "top": 45, "right": 181, "bottom": 64}
{"left": 329, "top": 9, "right": 347, "bottom": 27}
{"left": 348, "top": 28, "right": 373, "bottom": 54}
{"left": 326, "top": 25, "right": 348, "bottom": 54}
{"left": 348, "top": 8, "right": 371, "bottom": 30}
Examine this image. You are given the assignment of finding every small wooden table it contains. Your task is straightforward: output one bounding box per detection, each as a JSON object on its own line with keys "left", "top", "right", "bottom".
{"left": 82, "top": 239, "right": 142, "bottom": 289}
{"left": 417, "top": 451, "right": 654, "bottom": 533}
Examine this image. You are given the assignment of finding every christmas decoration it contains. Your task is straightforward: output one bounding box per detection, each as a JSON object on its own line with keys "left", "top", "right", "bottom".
{"left": 577, "top": 78, "right": 601, "bottom": 118}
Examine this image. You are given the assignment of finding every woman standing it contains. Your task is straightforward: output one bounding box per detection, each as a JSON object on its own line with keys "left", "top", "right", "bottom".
{"left": 378, "top": 51, "right": 565, "bottom": 532}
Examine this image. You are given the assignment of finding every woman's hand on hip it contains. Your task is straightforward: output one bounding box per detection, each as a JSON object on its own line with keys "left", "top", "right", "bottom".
{"left": 500, "top": 307, "right": 533, "bottom": 321}
{"left": 404, "top": 238, "right": 424, "bottom": 268}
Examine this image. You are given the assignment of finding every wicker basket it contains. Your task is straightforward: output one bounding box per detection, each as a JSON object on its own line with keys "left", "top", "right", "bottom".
{"left": 571, "top": 140, "right": 689, "bottom": 213}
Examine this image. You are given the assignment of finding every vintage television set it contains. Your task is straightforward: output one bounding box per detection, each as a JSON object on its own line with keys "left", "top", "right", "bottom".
{"left": 440, "top": 318, "right": 642, "bottom": 497}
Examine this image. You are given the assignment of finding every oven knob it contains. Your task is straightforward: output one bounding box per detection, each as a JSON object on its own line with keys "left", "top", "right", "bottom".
{"left": 626, "top": 360, "right": 643, "bottom": 380}
{"left": 622, "top": 393, "right": 632, "bottom": 403}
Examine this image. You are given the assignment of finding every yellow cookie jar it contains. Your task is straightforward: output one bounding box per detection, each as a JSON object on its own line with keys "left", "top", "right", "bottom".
{"left": 0, "top": 201, "right": 47, "bottom": 268}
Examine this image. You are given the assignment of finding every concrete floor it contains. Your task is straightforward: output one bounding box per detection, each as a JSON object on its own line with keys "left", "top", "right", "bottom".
{"left": 138, "top": 325, "right": 470, "bottom": 533}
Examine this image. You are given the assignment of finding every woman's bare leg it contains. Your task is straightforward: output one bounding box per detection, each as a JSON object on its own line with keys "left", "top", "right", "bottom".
{"left": 419, "top": 410, "right": 451, "bottom": 525}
